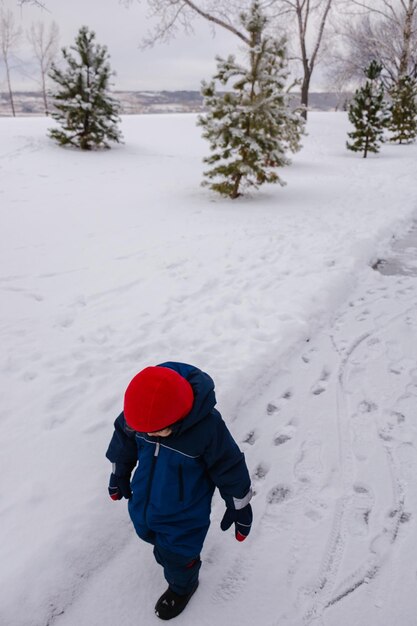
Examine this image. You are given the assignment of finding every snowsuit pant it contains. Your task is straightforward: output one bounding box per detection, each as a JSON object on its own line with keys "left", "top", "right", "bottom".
{"left": 153, "top": 544, "right": 201, "bottom": 596}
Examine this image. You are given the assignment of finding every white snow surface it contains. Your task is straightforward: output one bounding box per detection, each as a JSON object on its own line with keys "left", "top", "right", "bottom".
{"left": 1, "top": 112, "right": 417, "bottom": 626}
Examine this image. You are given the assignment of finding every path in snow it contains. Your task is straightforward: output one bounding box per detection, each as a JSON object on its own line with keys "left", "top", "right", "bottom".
{"left": 49, "top": 226, "right": 417, "bottom": 626}
{"left": 241, "top": 223, "right": 417, "bottom": 626}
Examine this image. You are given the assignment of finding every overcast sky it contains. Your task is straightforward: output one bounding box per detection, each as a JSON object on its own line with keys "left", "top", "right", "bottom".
{"left": 1, "top": 0, "right": 328, "bottom": 92}
{"left": 1, "top": 0, "right": 249, "bottom": 91}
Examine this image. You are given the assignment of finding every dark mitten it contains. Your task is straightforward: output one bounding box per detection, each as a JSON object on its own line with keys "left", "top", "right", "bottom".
{"left": 220, "top": 503, "right": 252, "bottom": 541}
{"left": 108, "top": 473, "right": 132, "bottom": 500}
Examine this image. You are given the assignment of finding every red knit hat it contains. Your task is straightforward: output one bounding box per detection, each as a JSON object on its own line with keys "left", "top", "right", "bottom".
{"left": 123, "top": 366, "right": 194, "bottom": 432}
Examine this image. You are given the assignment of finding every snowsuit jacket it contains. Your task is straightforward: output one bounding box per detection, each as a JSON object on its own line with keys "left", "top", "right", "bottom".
{"left": 106, "top": 362, "right": 252, "bottom": 557}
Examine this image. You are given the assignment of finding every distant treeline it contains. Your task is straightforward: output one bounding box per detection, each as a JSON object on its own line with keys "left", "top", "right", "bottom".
{"left": 0, "top": 90, "right": 353, "bottom": 117}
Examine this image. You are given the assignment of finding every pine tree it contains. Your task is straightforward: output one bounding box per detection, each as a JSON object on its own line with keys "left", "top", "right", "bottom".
{"left": 48, "top": 26, "right": 121, "bottom": 150}
{"left": 346, "top": 60, "right": 389, "bottom": 158}
{"left": 388, "top": 75, "right": 417, "bottom": 144}
{"left": 197, "top": 1, "right": 304, "bottom": 199}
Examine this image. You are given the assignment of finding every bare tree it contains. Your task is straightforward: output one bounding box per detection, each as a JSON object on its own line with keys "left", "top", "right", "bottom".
{"left": 27, "top": 20, "right": 59, "bottom": 114}
{"left": 274, "top": 1, "right": 334, "bottom": 117}
{"left": 0, "top": 7, "right": 22, "bottom": 117}
{"left": 329, "top": 0, "right": 417, "bottom": 88}
{"left": 128, "top": 0, "right": 335, "bottom": 117}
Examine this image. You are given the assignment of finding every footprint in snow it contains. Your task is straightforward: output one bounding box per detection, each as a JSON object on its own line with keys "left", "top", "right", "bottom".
{"left": 273, "top": 423, "right": 296, "bottom": 446}
{"left": 294, "top": 441, "right": 323, "bottom": 484}
{"left": 391, "top": 410, "right": 406, "bottom": 424}
{"left": 265, "top": 398, "right": 288, "bottom": 417}
{"left": 399, "top": 511, "right": 412, "bottom": 524}
{"left": 211, "top": 555, "right": 254, "bottom": 603}
{"left": 56, "top": 313, "right": 75, "bottom": 328}
{"left": 311, "top": 382, "right": 326, "bottom": 396}
{"left": 252, "top": 463, "right": 269, "bottom": 481}
{"left": 378, "top": 426, "right": 395, "bottom": 444}
{"left": 396, "top": 442, "right": 417, "bottom": 488}
{"left": 274, "top": 433, "right": 292, "bottom": 446}
{"left": 301, "top": 346, "right": 318, "bottom": 364}
{"left": 267, "top": 484, "right": 292, "bottom": 504}
{"left": 304, "top": 498, "right": 328, "bottom": 524}
{"left": 311, "top": 368, "right": 331, "bottom": 396}
{"left": 203, "top": 543, "right": 222, "bottom": 568}
{"left": 356, "top": 308, "right": 371, "bottom": 322}
{"left": 347, "top": 483, "right": 374, "bottom": 537}
{"left": 358, "top": 400, "right": 378, "bottom": 413}
{"left": 266, "top": 402, "right": 279, "bottom": 415}
{"left": 242, "top": 430, "right": 258, "bottom": 446}
{"left": 405, "top": 315, "right": 417, "bottom": 327}
{"left": 351, "top": 410, "right": 376, "bottom": 462}
{"left": 388, "top": 362, "right": 405, "bottom": 376}
{"left": 260, "top": 485, "right": 294, "bottom": 531}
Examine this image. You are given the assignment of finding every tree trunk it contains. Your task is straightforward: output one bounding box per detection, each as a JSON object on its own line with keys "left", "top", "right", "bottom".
{"left": 5, "top": 60, "right": 16, "bottom": 117}
{"left": 300, "top": 70, "right": 311, "bottom": 120}
{"left": 364, "top": 133, "right": 369, "bottom": 158}
{"left": 41, "top": 69, "right": 48, "bottom": 115}
{"left": 231, "top": 174, "right": 242, "bottom": 199}
{"left": 398, "top": 0, "right": 415, "bottom": 78}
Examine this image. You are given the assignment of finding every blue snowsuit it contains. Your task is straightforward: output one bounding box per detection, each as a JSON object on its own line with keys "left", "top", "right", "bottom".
{"left": 106, "top": 362, "right": 252, "bottom": 562}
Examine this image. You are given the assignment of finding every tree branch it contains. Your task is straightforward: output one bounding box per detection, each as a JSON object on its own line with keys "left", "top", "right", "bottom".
{"left": 18, "top": 0, "right": 49, "bottom": 9}
{"left": 141, "top": 2, "right": 188, "bottom": 46}
{"left": 310, "top": 0, "right": 332, "bottom": 71}
{"left": 348, "top": 0, "right": 398, "bottom": 24}
{"left": 181, "top": 0, "right": 250, "bottom": 44}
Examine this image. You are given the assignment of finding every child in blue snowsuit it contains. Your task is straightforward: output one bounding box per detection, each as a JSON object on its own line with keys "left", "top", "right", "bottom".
{"left": 106, "top": 362, "right": 252, "bottom": 620}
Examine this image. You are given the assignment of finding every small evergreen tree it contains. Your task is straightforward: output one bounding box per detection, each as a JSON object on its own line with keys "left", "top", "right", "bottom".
{"left": 197, "top": 1, "right": 304, "bottom": 199}
{"left": 48, "top": 26, "right": 121, "bottom": 150}
{"left": 388, "top": 75, "right": 417, "bottom": 144}
{"left": 346, "top": 61, "right": 389, "bottom": 158}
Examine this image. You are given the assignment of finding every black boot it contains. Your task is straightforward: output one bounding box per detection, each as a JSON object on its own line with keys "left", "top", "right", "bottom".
{"left": 155, "top": 582, "right": 199, "bottom": 620}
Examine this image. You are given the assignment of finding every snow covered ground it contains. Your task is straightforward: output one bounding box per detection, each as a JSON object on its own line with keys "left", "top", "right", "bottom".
{"left": 1, "top": 112, "right": 417, "bottom": 626}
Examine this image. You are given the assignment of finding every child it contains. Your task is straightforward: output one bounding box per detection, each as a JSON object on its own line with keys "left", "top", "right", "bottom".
{"left": 106, "top": 361, "right": 252, "bottom": 620}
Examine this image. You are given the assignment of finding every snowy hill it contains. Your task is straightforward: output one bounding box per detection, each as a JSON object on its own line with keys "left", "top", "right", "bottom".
{"left": 1, "top": 112, "right": 417, "bottom": 626}
{"left": 0, "top": 91, "right": 350, "bottom": 117}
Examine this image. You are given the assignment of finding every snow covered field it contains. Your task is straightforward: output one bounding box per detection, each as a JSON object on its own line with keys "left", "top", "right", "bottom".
{"left": 1, "top": 112, "right": 417, "bottom": 626}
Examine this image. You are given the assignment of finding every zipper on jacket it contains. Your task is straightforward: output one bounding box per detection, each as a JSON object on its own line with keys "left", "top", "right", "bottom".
{"left": 144, "top": 441, "right": 160, "bottom": 521}
{"left": 178, "top": 464, "right": 184, "bottom": 502}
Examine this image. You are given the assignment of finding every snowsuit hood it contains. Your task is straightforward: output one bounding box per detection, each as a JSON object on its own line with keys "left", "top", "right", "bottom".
{"left": 159, "top": 361, "right": 217, "bottom": 436}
